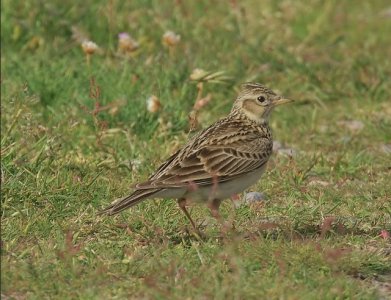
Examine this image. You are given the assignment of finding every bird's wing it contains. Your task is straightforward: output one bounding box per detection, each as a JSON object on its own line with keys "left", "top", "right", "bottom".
{"left": 136, "top": 122, "right": 272, "bottom": 189}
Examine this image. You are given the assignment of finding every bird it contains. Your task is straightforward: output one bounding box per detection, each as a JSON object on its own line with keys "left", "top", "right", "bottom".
{"left": 100, "top": 82, "right": 293, "bottom": 232}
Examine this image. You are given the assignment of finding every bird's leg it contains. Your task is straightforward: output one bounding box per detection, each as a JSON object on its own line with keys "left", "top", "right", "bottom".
{"left": 208, "top": 199, "right": 233, "bottom": 235}
{"left": 209, "top": 174, "right": 219, "bottom": 201}
{"left": 208, "top": 199, "right": 222, "bottom": 221}
{"left": 208, "top": 198, "right": 227, "bottom": 228}
{"left": 208, "top": 199, "right": 229, "bottom": 236}
{"left": 178, "top": 198, "right": 197, "bottom": 232}
{"left": 228, "top": 194, "right": 240, "bottom": 231}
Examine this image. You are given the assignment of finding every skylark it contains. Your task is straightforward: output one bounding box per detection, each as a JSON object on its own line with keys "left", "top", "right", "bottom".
{"left": 100, "top": 83, "right": 293, "bottom": 231}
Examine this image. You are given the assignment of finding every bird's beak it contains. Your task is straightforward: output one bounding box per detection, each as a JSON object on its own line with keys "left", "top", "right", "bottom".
{"left": 272, "top": 97, "right": 294, "bottom": 106}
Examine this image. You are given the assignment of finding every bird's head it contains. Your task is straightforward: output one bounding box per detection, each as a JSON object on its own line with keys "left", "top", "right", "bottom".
{"left": 232, "top": 82, "right": 293, "bottom": 123}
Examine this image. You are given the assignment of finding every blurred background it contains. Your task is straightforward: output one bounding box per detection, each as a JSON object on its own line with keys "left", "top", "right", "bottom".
{"left": 1, "top": 0, "right": 390, "bottom": 298}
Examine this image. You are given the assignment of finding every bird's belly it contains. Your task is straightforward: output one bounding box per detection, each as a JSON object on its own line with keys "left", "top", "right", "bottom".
{"left": 185, "top": 164, "right": 267, "bottom": 202}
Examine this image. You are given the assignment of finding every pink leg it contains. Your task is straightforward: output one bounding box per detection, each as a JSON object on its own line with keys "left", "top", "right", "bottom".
{"left": 178, "top": 198, "right": 197, "bottom": 231}
{"left": 208, "top": 199, "right": 234, "bottom": 234}
{"left": 208, "top": 199, "right": 223, "bottom": 223}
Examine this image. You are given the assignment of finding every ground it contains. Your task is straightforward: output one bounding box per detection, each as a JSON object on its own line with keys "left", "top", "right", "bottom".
{"left": 1, "top": 0, "right": 391, "bottom": 299}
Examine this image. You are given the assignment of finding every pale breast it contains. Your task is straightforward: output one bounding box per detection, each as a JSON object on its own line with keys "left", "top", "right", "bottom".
{"left": 182, "top": 163, "right": 268, "bottom": 202}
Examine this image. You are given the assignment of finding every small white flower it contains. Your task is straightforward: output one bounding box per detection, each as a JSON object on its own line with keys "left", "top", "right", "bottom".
{"left": 162, "top": 31, "right": 180, "bottom": 47}
{"left": 118, "top": 33, "right": 139, "bottom": 53}
{"left": 81, "top": 40, "right": 98, "bottom": 55}
{"left": 146, "top": 95, "right": 161, "bottom": 113}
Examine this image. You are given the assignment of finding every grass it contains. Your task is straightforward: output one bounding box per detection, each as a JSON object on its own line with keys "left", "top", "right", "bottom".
{"left": 1, "top": 0, "right": 391, "bottom": 299}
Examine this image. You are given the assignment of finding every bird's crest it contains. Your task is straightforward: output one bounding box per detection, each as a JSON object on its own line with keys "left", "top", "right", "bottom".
{"left": 240, "top": 82, "right": 275, "bottom": 96}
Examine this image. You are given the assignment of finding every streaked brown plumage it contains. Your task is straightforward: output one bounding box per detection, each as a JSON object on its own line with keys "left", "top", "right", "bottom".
{"left": 100, "top": 83, "right": 293, "bottom": 231}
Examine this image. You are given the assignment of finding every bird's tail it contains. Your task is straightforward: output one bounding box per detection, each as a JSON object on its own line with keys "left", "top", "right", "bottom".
{"left": 98, "top": 189, "right": 160, "bottom": 216}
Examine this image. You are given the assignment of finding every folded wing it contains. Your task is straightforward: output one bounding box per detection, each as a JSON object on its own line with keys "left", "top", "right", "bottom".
{"left": 137, "top": 129, "right": 272, "bottom": 189}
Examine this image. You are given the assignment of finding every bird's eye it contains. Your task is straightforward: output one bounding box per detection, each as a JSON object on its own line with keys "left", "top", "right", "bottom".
{"left": 257, "top": 96, "right": 266, "bottom": 103}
